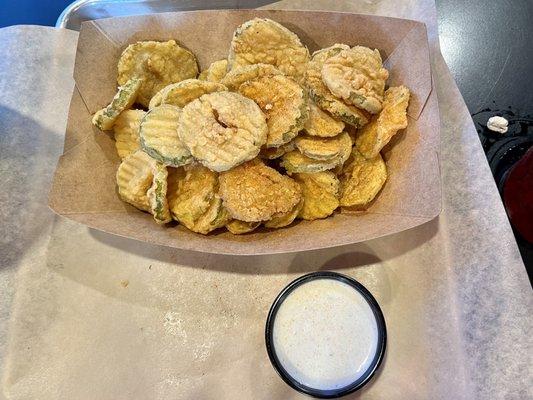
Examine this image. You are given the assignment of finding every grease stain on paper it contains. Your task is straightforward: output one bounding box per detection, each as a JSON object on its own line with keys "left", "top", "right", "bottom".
{"left": 193, "top": 339, "right": 214, "bottom": 361}
{"left": 163, "top": 311, "right": 188, "bottom": 341}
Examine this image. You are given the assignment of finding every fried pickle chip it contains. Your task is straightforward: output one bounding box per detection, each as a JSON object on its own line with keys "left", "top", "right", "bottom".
{"left": 339, "top": 148, "right": 387, "bottom": 208}
{"left": 260, "top": 140, "right": 296, "bottom": 160}
{"left": 220, "top": 63, "right": 282, "bottom": 91}
{"left": 355, "top": 86, "right": 410, "bottom": 159}
{"left": 167, "top": 165, "right": 230, "bottom": 234}
{"left": 148, "top": 79, "right": 227, "bottom": 109}
{"left": 304, "top": 102, "right": 345, "bottom": 137}
{"left": 92, "top": 78, "right": 141, "bottom": 131}
{"left": 294, "top": 171, "right": 340, "bottom": 220}
{"left": 219, "top": 159, "right": 302, "bottom": 222}
{"left": 198, "top": 59, "right": 228, "bottom": 82}
{"left": 178, "top": 92, "right": 268, "bottom": 172}
{"left": 322, "top": 46, "right": 389, "bottom": 114}
{"left": 116, "top": 150, "right": 155, "bottom": 212}
{"left": 226, "top": 220, "right": 261, "bottom": 234}
{"left": 294, "top": 131, "right": 352, "bottom": 161}
{"left": 282, "top": 150, "right": 340, "bottom": 173}
{"left": 264, "top": 198, "right": 303, "bottom": 228}
{"left": 117, "top": 150, "right": 171, "bottom": 224}
{"left": 113, "top": 109, "right": 145, "bottom": 159}
{"left": 304, "top": 45, "right": 369, "bottom": 128}
{"left": 148, "top": 163, "right": 172, "bottom": 224}
{"left": 187, "top": 197, "right": 230, "bottom": 234}
{"left": 139, "top": 104, "right": 193, "bottom": 167}
{"left": 228, "top": 18, "right": 310, "bottom": 80}
{"left": 238, "top": 74, "right": 308, "bottom": 147}
{"left": 282, "top": 131, "right": 352, "bottom": 173}
{"left": 118, "top": 40, "right": 198, "bottom": 107}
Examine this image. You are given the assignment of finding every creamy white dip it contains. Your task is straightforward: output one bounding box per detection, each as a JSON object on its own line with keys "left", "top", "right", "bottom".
{"left": 272, "top": 278, "right": 379, "bottom": 391}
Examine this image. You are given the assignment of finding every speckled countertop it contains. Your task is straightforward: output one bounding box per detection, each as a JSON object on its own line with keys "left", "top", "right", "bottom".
{"left": 0, "top": 1, "right": 531, "bottom": 399}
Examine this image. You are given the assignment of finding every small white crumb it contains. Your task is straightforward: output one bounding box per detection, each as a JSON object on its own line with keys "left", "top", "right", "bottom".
{"left": 265, "top": 103, "right": 273, "bottom": 110}
{"left": 487, "top": 116, "right": 509, "bottom": 134}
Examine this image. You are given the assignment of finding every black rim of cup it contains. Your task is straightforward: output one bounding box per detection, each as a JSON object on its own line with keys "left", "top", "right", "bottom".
{"left": 265, "top": 271, "right": 387, "bottom": 399}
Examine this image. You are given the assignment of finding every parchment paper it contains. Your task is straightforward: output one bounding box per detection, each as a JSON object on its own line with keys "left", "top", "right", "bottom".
{"left": 0, "top": 25, "right": 78, "bottom": 387}
{"left": 1, "top": 1, "right": 531, "bottom": 399}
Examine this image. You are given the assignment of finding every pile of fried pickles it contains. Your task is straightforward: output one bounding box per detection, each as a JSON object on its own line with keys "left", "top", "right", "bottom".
{"left": 92, "top": 18, "right": 410, "bottom": 235}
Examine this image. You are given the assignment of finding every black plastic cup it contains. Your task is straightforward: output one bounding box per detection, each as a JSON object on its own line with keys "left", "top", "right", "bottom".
{"left": 265, "top": 271, "right": 387, "bottom": 398}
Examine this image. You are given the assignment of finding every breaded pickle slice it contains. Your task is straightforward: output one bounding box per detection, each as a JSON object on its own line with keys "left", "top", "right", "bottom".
{"left": 113, "top": 109, "right": 145, "bottom": 159}
{"left": 118, "top": 40, "right": 198, "bottom": 107}
{"left": 238, "top": 74, "right": 308, "bottom": 147}
{"left": 198, "top": 59, "right": 228, "bottom": 82}
{"left": 294, "top": 131, "right": 352, "bottom": 161}
{"left": 220, "top": 63, "right": 282, "bottom": 90}
{"left": 116, "top": 150, "right": 171, "bottom": 224}
{"left": 282, "top": 133, "right": 351, "bottom": 173}
{"left": 281, "top": 150, "right": 340, "bottom": 173}
{"left": 304, "top": 102, "right": 345, "bottom": 137}
{"left": 339, "top": 148, "right": 387, "bottom": 208}
{"left": 322, "top": 46, "right": 389, "bottom": 114}
{"left": 228, "top": 18, "right": 309, "bottom": 80}
{"left": 92, "top": 78, "right": 141, "bottom": 131}
{"left": 178, "top": 92, "right": 267, "bottom": 172}
{"left": 355, "top": 86, "right": 410, "bottom": 159}
{"left": 226, "top": 220, "right": 261, "bottom": 234}
{"left": 219, "top": 159, "right": 302, "bottom": 222}
{"left": 167, "top": 165, "right": 230, "bottom": 234}
{"left": 148, "top": 79, "right": 227, "bottom": 109}
{"left": 264, "top": 198, "right": 303, "bottom": 228}
{"left": 116, "top": 150, "right": 155, "bottom": 212}
{"left": 304, "top": 45, "right": 369, "bottom": 128}
{"left": 260, "top": 140, "right": 296, "bottom": 160}
{"left": 139, "top": 104, "right": 193, "bottom": 167}
{"left": 294, "top": 171, "right": 340, "bottom": 220}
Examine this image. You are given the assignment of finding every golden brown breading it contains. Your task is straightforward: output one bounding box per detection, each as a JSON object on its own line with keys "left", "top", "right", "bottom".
{"left": 238, "top": 74, "right": 308, "bottom": 147}
{"left": 116, "top": 150, "right": 171, "bottom": 224}
{"left": 322, "top": 46, "right": 389, "bottom": 114}
{"left": 228, "top": 18, "right": 309, "bottom": 80}
{"left": 198, "top": 59, "right": 228, "bottom": 82}
{"left": 355, "top": 86, "right": 410, "bottom": 158}
{"left": 113, "top": 109, "right": 145, "bottom": 159}
{"left": 139, "top": 104, "right": 192, "bottom": 167}
{"left": 92, "top": 78, "right": 141, "bottom": 131}
{"left": 148, "top": 79, "right": 227, "bottom": 109}
{"left": 226, "top": 220, "right": 261, "bottom": 234}
{"left": 282, "top": 132, "right": 352, "bottom": 173}
{"left": 294, "top": 171, "right": 340, "bottom": 220}
{"left": 178, "top": 92, "right": 268, "bottom": 172}
{"left": 304, "top": 44, "right": 369, "bottom": 128}
{"left": 260, "top": 140, "right": 296, "bottom": 160}
{"left": 118, "top": 40, "right": 198, "bottom": 107}
{"left": 339, "top": 148, "right": 387, "bottom": 208}
{"left": 167, "top": 165, "right": 230, "bottom": 234}
{"left": 264, "top": 198, "right": 303, "bottom": 228}
{"left": 294, "top": 131, "right": 352, "bottom": 161}
{"left": 303, "top": 102, "right": 345, "bottom": 137}
{"left": 220, "top": 63, "right": 282, "bottom": 91}
{"left": 219, "top": 159, "right": 302, "bottom": 222}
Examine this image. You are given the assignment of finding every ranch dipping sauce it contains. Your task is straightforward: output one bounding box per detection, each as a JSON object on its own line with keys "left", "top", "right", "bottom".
{"left": 266, "top": 272, "right": 386, "bottom": 398}
{"left": 274, "top": 279, "right": 378, "bottom": 389}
